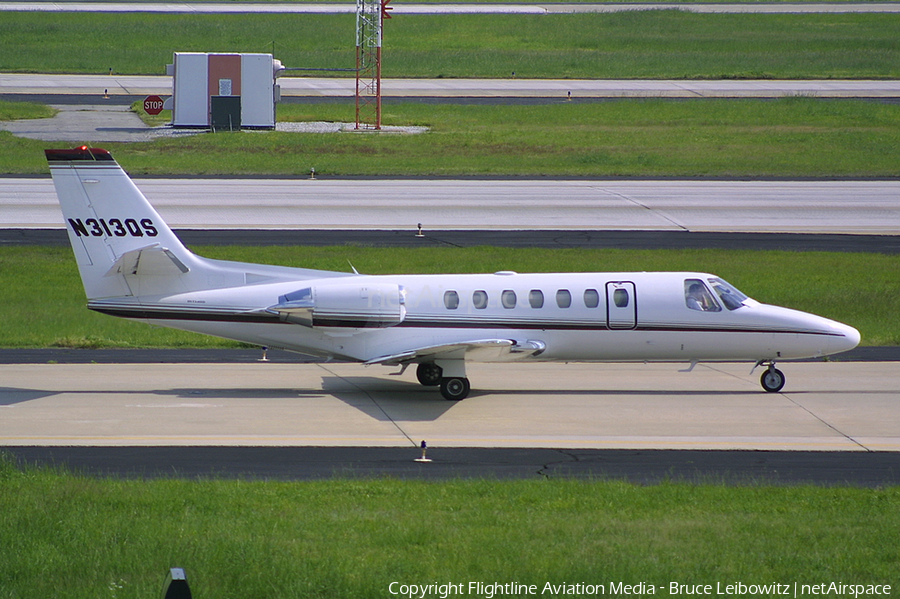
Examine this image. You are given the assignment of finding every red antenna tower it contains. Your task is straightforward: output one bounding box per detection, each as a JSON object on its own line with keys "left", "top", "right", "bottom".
{"left": 356, "top": 0, "right": 391, "bottom": 130}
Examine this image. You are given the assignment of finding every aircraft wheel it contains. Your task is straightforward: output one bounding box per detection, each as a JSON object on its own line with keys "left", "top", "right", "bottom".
{"left": 416, "top": 362, "right": 443, "bottom": 386}
{"left": 760, "top": 368, "right": 786, "bottom": 393}
{"left": 440, "top": 377, "right": 470, "bottom": 401}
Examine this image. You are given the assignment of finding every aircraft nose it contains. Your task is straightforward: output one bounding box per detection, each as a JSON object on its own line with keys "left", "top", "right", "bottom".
{"left": 828, "top": 321, "right": 861, "bottom": 355}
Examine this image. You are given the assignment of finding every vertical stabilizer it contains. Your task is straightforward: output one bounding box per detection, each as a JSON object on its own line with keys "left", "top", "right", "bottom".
{"left": 46, "top": 147, "right": 197, "bottom": 300}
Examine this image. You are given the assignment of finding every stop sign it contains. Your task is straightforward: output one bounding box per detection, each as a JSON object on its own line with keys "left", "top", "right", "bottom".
{"left": 143, "top": 95, "right": 165, "bottom": 115}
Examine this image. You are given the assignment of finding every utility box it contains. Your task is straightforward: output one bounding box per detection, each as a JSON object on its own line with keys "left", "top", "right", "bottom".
{"left": 167, "top": 52, "right": 283, "bottom": 129}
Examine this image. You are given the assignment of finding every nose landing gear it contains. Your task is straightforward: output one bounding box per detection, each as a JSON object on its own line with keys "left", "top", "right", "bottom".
{"left": 758, "top": 362, "right": 786, "bottom": 393}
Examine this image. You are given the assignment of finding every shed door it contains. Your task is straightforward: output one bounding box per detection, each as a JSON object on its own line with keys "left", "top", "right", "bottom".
{"left": 606, "top": 281, "right": 637, "bottom": 330}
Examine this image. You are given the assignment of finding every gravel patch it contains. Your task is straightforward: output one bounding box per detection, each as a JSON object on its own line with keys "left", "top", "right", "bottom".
{"left": 0, "top": 105, "right": 427, "bottom": 142}
{"left": 271, "top": 121, "right": 428, "bottom": 134}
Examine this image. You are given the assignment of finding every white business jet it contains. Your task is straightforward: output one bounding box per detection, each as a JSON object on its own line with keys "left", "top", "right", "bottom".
{"left": 47, "top": 147, "right": 860, "bottom": 400}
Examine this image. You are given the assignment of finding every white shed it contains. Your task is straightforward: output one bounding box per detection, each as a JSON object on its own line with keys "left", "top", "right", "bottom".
{"left": 166, "top": 52, "right": 283, "bottom": 129}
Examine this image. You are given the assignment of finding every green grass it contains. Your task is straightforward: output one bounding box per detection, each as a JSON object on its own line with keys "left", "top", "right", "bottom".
{"left": 0, "top": 100, "right": 56, "bottom": 121}
{"left": 5, "top": 98, "right": 900, "bottom": 177}
{"left": 1, "top": 245, "right": 896, "bottom": 348}
{"left": 0, "top": 457, "right": 897, "bottom": 599}
{"left": 1, "top": 12, "right": 899, "bottom": 79}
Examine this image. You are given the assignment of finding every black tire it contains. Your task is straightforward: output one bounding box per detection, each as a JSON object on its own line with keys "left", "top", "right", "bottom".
{"left": 416, "top": 362, "right": 443, "bottom": 386}
{"left": 440, "top": 377, "right": 470, "bottom": 401}
{"left": 760, "top": 368, "right": 786, "bottom": 393}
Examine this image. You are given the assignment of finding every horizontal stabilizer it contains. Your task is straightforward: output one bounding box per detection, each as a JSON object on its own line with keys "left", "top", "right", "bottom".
{"left": 104, "top": 245, "right": 191, "bottom": 278}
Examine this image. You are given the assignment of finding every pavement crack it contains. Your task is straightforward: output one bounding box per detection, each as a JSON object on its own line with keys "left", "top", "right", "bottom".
{"left": 418, "top": 234, "right": 464, "bottom": 248}
{"left": 593, "top": 186, "right": 690, "bottom": 232}
{"left": 315, "top": 364, "right": 418, "bottom": 448}
{"left": 537, "top": 449, "right": 582, "bottom": 479}
{"left": 783, "top": 392, "right": 871, "bottom": 452}
{"left": 687, "top": 364, "right": 872, "bottom": 451}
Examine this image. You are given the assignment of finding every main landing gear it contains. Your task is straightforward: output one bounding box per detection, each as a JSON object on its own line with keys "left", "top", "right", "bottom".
{"left": 416, "top": 362, "right": 470, "bottom": 401}
{"left": 440, "top": 377, "right": 470, "bottom": 401}
{"left": 758, "top": 362, "right": 786, "bottom": 393}
{"left": 416, "top": 362, "right": 442, "bottom": 386}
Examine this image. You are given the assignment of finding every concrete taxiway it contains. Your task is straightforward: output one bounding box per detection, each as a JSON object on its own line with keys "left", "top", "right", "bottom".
{"left": 2, "top": 361, "right": 898, "bottom": 451}
{"left": 5, "top": 178, "right": 900, "bottom": 234}
{"left": 4, "top": 74, "right": 900, "bottom": 99}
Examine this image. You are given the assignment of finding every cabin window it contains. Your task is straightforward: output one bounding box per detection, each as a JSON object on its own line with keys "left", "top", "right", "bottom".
{"left": 584, "top": 288, "right": 600, "bottom": 308}
{"left": 502, "top": 290, "right": 517, "bottom": 309}
{"left": 473, "top": 290, "right": 488, "bottom": 310}
{"left": 684, "top": 279, "right": 721, "bottom": 312}
{"left": 529, "top": 289, "right": 544, "bottom": 309}
{"left": 709, "top": 277, "right": 748, "bottom": 311}
{"left": 556, "top": 289, "right": 572, "bottom": 308}
{"left": 444, "top": 290, "right": 459, "bottom": 310}
{"left": 613, "top": 288, "right": 629, "bottom": 308}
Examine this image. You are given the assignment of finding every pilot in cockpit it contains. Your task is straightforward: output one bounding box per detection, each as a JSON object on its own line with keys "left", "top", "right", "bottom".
{"left": 685, "top": 281, "right": 720, "bottom": 312}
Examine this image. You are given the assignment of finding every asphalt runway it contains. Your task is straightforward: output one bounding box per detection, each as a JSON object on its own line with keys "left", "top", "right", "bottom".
{"left": 5, "top": 446, "right": 900, "bottom": 486}
{"left": 5, "top": 228, "right": 900, "bottom": 253}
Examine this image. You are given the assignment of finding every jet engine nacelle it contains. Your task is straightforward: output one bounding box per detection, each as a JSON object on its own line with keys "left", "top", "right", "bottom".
{"left": 269, "top": 282, "right": 406, "bottom": 328}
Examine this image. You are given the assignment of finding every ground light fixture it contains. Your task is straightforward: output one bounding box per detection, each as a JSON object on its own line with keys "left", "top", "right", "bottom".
{"left": 162, "top": 568, "right": 192, "bottom": 599}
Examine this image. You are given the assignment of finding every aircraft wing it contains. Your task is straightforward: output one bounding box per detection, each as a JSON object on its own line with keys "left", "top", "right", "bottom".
{"left": 365, "top": 338, "right": 546, "bottom": 366}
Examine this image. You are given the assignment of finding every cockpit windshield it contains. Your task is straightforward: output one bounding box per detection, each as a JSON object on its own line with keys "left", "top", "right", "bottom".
{"left": 708, "top": 277, "right": 749, "bottom": 311}
{"left": 685, "top": 277, "right": 751, "bottom": 312}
